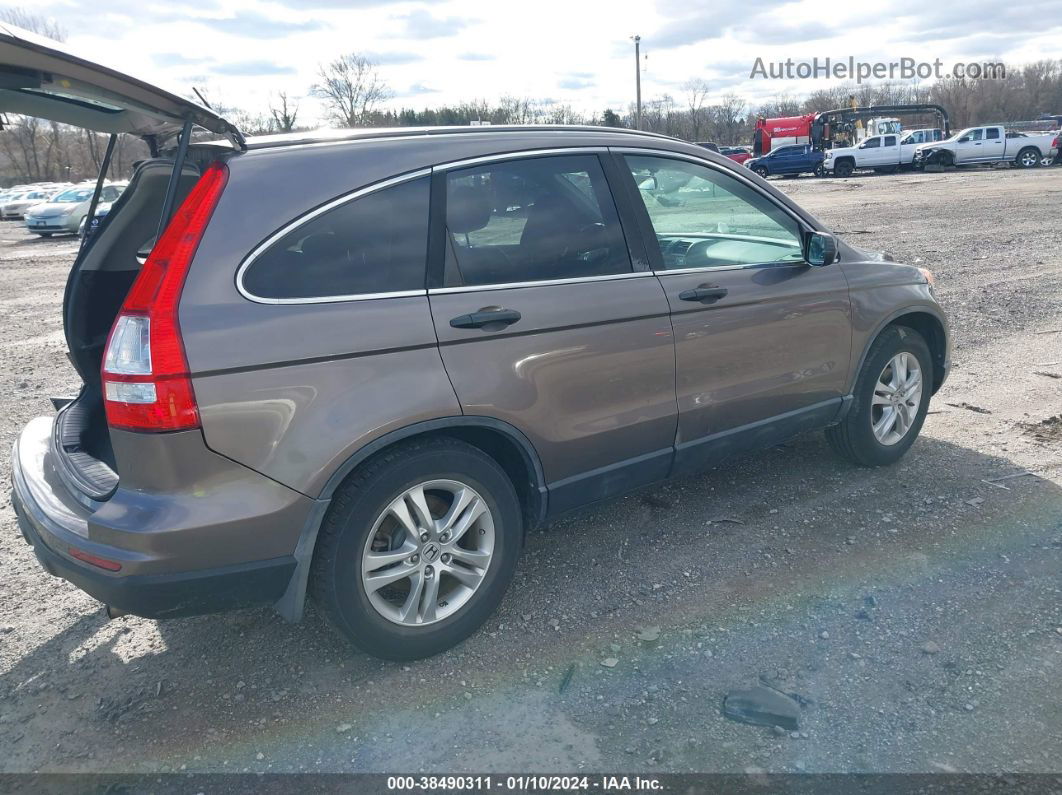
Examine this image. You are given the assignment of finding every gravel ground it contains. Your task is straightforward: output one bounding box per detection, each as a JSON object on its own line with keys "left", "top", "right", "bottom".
{"left": 1, "top": 167, "right": 1060, "bottom": 774}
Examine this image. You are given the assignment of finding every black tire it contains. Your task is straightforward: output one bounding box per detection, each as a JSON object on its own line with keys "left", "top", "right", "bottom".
{"left": 834, "top": 161, "right": 854, "bottom": 178}
{"left": 752, "top": 166, "right": 769, "bottom": 178}
{"left": 826, "top": 326, "right": 932, "bottom": 467}
{"left": 1015, "top": 147, "right": 1040, "bottom": 169}
{"left": 37, "top": 232, "right": 52, "bottom": 238}
{"left": 310, "top": 437, "right": 523, "bottom": 660}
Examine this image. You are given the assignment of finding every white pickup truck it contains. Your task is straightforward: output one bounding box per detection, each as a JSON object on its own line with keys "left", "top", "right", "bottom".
{"left": 913, "top": 125, "right": 1059, "bottom": 169}
{"left": 823, "top": 128, "right": 943, "bottom": 177}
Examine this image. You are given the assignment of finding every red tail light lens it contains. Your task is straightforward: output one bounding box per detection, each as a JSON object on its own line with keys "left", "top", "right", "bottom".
{"left": 102, "top": 161, "right": 228, "bottom": 432}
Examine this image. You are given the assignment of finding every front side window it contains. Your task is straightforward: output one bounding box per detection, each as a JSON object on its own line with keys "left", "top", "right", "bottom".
{"left": 863, "top": 137, "right": 881, "bottom": 148}
{"left": 967, "top": 129, "right": 984, "bottom": 141}
{"left": 243, "top": 176, "right": 429, "bottom": 300}
{"left": 623, "top": 155, "right": 804, "bottom": 270}
{"left": 443, "top": 155, "right": 630, "bottom": 287}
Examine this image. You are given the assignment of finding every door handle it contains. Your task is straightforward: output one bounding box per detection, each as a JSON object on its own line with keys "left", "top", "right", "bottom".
{"left": 679, "top": 285, "right": 729, "bottom": 303}
{"left": 449, "top": 307, "right": 522, "bottom": 330}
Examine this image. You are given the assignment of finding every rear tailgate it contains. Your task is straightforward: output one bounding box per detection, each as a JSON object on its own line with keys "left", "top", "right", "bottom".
{"left": 0, "top": 22, "right": 239, "bottom": 143}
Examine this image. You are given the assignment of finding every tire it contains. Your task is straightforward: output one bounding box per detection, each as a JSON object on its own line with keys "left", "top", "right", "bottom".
{"left": 752, "top": 166, "right": 769, "bottom": 178}
{"left": 310, "top": 437, "right": 523, "bottom": 660}
{"left": 834, "top": 161, "right": 854, "bottom": 178}
{"left": 37, "top": 232, "right": 52, "bottom": 238}
{"left": 826, "top": 326, "right": 932, "bottom": 467}
{"left": 1015, "top": 147, "right": 1040, "bottom": 169}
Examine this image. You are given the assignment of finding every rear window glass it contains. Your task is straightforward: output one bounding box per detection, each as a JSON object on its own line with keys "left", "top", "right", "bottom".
{"left": 242, "top": 176, "right": 429, "bottom": 300}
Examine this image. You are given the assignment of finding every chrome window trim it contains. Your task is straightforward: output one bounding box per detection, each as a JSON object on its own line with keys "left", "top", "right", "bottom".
{"left": 610, "top": 146, "right": 817, "bottom": 277}
{"left": 236, "top": 169, "right": 431, "bottom": 305}
{"left": 429, "top": 270, "right": 652, "bottom": 295}
{"left": 431, "top": 146, "right": 607, "bottom": 172}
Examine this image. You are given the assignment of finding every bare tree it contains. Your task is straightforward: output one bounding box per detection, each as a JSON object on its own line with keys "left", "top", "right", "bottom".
{"left": 312, "top": 54, "right": 390, "bottom": 128}
{"left": 0, "top": 6, "right": 65, "bottom": 40}
{"left": 269, "top": 92, "right": 300, "bottom": 133}
{"left": 682, "top": 78, "right": 711, "bottom": 141}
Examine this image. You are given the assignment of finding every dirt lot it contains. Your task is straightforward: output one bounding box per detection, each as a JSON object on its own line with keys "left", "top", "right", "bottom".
{"left": 1, "top": 167, "right": 1060, "bottom": 775}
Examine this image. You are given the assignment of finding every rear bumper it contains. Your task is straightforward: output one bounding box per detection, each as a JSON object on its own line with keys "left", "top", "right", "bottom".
{"left": 10, "top": 416, "right": 308, "bottom": 619}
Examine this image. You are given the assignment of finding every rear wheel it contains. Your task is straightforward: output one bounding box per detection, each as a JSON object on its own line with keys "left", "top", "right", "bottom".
{"left": 1016, "top": 148, "right": 1041, "bottom": 168}
{"left": 311, "top": 438, "right": 523, "bottom": 660}
{"left": 826, "top": 326, "right": 931, "bottom": 467}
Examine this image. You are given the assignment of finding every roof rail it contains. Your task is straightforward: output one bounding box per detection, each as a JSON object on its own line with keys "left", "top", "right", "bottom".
{"left": 241, "top": 124, "right": 682, "bottom": 151}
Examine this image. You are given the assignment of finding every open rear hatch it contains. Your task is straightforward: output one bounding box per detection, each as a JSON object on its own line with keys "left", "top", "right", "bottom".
{"left": 0, "top": 23, "right": 241, "bottom": 501}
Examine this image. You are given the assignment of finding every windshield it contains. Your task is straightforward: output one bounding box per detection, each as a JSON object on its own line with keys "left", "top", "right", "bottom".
{"left": 52, "top": 188, "right": 94, "bottom": 203}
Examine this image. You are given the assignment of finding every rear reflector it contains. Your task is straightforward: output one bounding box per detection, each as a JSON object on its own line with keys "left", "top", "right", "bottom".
{"left": 68, "top": 546, "right": 122, "bottom": 572}
{"left": 102, "top": 161, "right": 228, "bottom": 432}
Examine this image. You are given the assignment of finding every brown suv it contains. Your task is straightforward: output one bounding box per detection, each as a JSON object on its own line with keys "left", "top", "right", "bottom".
{"left": 6, "top": 31, "right": 949, "bottom": 660}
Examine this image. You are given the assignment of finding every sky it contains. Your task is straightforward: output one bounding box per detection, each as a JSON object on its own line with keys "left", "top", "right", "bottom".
{"left": 31, "top": 0, "right": 1062, "bottom": 125}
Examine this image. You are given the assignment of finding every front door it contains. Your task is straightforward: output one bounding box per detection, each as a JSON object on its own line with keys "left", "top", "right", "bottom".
{"left": 615, "top": 152, "right": 851, "bottom": 473}
{"left": 954, "top": 128, "right": 985, "bottom": 163}
{"left": 428, "top": 152, "right": 677, "bottom": 515}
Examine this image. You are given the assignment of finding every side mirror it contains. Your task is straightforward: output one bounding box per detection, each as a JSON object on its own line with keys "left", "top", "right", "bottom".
{"left": 806, "top": 232, "right": 837, "bottom": 266}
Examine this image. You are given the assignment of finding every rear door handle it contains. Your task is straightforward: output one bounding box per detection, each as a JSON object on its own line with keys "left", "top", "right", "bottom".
{"left": 449, "top": 307, "right": 522, "bottom": 330}
{"left": 679, "top": 285, "right": 729, "bottom": 303}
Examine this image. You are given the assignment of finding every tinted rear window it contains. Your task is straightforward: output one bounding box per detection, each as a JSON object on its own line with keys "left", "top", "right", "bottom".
{"left": 242, "top": 176, "right": 429, "bottom": 300}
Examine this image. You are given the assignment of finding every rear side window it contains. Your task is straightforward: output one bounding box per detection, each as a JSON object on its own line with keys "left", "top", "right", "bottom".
{"left": 443, "top": 155, "right": 631, "bottom": 287}
{"left": 985, "top": 127, "right": 1000, "bottom": 139}
{"left": 242, "top": 176, "right": 429, "bottom": 300}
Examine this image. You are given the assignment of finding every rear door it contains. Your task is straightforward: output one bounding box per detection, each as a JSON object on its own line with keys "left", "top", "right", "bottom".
{"left": 983, "top": 126, "right": 1005, "bottom": 161}
{"left": 427, "top": 152, "right": 676, "bottom": 514}
{"left": 614, "top": 151, "right": 851, "bottom": 473}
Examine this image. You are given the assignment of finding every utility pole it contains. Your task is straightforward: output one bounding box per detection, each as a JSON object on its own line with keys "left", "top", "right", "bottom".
{"left": 632, "top": 35, "right": 642, "bottom": 130}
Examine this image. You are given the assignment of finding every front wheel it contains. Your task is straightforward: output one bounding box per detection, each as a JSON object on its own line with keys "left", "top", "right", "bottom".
{"left": 834, "top": 161, "right": 854, "bottom": 178}
{"left": 826, "top": 326, "right": 932, "bottom": 467}
{"left": 752, "top": 166, "right": 769, "bottom": 178}
{"left": 310, "top": 437, "right": 523, "bottom": 660}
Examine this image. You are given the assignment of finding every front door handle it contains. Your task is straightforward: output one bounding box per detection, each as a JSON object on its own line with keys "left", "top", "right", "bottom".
{"left": 679, "top": 285, "right": 729, "bottom": 303}
{"left": 449, "top": 307, "right": 522, "bottom": 330}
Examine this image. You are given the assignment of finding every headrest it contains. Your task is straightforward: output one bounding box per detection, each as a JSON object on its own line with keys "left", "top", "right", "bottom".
{"left": 447, "top": 186, "right": 492, "bottom": 234}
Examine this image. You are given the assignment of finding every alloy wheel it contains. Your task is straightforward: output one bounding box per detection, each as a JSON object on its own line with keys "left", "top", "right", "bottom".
{"left": 360, "top": 479, "right": 495, "bottom": 626}
{"left": 871, "top": 352, "right": 923, "bottom": 446}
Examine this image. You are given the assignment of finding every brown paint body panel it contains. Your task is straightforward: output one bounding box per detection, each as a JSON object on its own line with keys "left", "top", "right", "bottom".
{"left": 657, "top": 263, "right": 852, "bottom": 443}
{"left": 430, "top": 276, "right": 677, "bottom": 485}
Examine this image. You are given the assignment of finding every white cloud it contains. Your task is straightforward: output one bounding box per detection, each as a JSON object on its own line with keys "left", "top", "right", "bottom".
{"left": 42, "top": 0, "right": 1062, "bottom": 126}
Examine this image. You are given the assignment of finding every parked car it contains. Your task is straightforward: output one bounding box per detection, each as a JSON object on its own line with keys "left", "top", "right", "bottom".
{"left": 744, "top": 143, "right": 825, "bottom": 178}
{"left": 1, "top": 188, "right": 57, "bottom": 219}
{"left": 913, "top": 125, "right": 1059, "bottom": 169}
{"left": 23, "top": 183, "right": 123, "bottom": 236}
{"left": 77, "top": 182, "right": 128, "bottom": 238}
{"left": 720, "top": 145, "right": 752, "bottom": 165}
{"left": 823, "top": 128, "right": 945, "bottom": 177}
{"left": 7, "top": 27, "right": 950, "bottom": 660}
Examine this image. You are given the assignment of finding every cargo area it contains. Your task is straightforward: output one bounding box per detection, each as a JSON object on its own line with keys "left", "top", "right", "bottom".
{"left": 54, "top": 155, "right": 205, "bottom": 495}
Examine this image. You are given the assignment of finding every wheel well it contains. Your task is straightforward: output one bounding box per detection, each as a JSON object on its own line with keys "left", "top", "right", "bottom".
{"left": 886, "top": 313, "right": 947, "bottom": 392}
{"left": 338, "top": 425, "right": 545, "bottom": 533}
{"left": 835, "top": 156, "right": 855, "bottom": 167}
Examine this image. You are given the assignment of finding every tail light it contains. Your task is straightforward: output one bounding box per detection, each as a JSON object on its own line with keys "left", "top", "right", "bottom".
{"left": 102, "top": 161, "right": 228, "bottom": 432}
{"left": 1053, "top": 135, "right": 1060, "bottom": 148}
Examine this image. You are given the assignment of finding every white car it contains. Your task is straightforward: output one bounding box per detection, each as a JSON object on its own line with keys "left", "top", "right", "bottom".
{"left": 1, "top": 188, "right": 57, "bottom": 219}
{"left": 23, "top": 183, "right": 123, "bottom": 237}
{"left": 823, "top": 128, "right": 944, "bottom": 177}
{"left": 914, "top": 125, "right": 1059, "bottom": 169}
